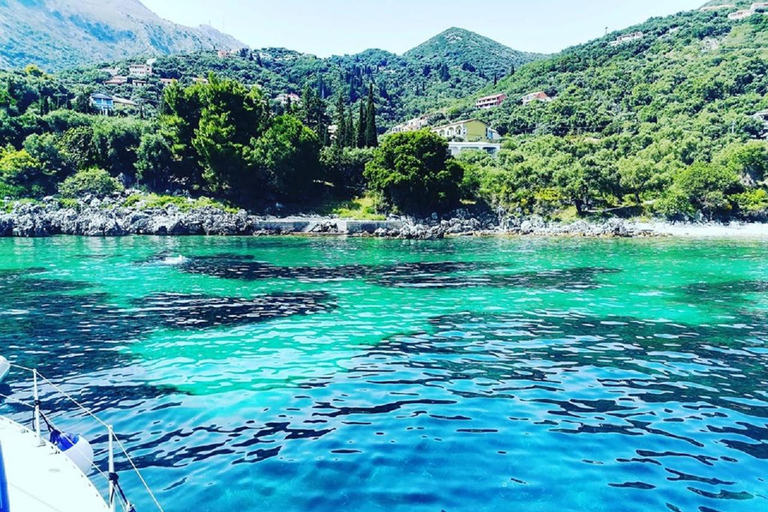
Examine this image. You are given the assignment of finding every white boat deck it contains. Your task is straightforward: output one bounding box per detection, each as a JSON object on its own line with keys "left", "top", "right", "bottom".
{"left": 0, "top": 415, "right": 109, "bottom": 512}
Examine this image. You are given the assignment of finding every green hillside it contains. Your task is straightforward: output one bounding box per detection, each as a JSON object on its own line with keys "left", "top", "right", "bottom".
{"left": 55, "top": 28, "right": 544, "bottom": 128}
{"left": 0, "top": 0, "right": 245, "bottom": 71}
{"left": 445, "top": 8, "right": 768, "bottom": 219}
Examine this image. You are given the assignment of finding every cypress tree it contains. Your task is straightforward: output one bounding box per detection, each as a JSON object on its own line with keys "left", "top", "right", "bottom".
{"left": 335, "top": 94, "right": 347, "bottom": 147}
{"left": 356, "top": 102, "right": 366, "bottom": 148}
{"left": 343, "top": 110, "right": 352, "bottom": 148}
{"left": 365, "top": 84, "right": 378, "bottom": 148}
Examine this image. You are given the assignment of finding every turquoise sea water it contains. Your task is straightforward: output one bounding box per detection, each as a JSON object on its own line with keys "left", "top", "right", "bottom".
{"left": 0, "top": 236, "right": 767, "bottom": 512}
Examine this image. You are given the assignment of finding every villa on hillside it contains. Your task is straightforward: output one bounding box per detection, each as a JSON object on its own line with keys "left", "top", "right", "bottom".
{"left": 90, "top": 93, "right": 114, "bottom": 114}
{"left": 390, "top": 114, "right": 432, "bottom": 134}
{"left": 728, "top": 2, "right": 768, "bottom": 19}
{"left": 276, "top": 93, "right": 302, "bottom": 106}
{"left": 475, "top": 93, "right": 507, "bottom": 109}
{"left": 89, "top": 94, "right": 137, "bottom": 114}
{"left": 448, "top": 142, "right": 502, "bottom": 157}
{"left": 609, "top": 31, "right": 644, "bottom": 47}
{"left": 431, "top": 119, "right": 499, "bottom": 143}
{"left": 129, "top": 63, "right": 153, "bottom": 78}
{"left": 104, "top": 75, "right": 128, "bottom": 86}
{"left": 521, "top": 91, "right": 552, "bottom": 105}
{"left": 700, "top": 4, "right": 735, "bottom": 11}
{"left": 113, "top": 97, "right": 138, "bottom": 110}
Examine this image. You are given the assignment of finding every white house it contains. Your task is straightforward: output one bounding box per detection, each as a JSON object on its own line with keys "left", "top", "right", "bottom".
{"left": 521, "top": 91, "right": 552, "bottom": 105}
{"left": 390, "top": 114, "right": 431, "bottom": 133}
{"left": 447, "top": 142, "right": 502, "bottom": 157}
{"left": 609, "top": 32, "right": 644, "bottom": 47}
{"left": 276, "top": 93, "right": 301, "bottom": 106}
{"left": 128, "top": 64, "right": 153, "bottom": 78}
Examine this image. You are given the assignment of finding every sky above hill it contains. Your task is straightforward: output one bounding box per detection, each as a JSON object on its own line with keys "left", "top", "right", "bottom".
{"left": 141, "top": 0, "right": 706, "bottom": 56}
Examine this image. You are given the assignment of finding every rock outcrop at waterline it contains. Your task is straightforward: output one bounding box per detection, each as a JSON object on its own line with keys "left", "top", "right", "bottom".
{"left": 0, "top": 197, "right": 646, "bottom": 239}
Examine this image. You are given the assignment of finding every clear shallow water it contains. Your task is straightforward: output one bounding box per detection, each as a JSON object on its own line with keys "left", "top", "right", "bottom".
{"left": 0, "top": 236, "right": 766, "bottom": 512}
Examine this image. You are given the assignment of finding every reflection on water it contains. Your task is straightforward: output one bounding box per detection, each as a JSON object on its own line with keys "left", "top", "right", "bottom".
{"left": 0, "top": 237, "right": 765, "bottom": 512}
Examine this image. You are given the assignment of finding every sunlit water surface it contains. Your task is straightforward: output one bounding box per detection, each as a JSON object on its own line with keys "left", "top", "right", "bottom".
{"left": 0, "top": 236, "right": 766, "bottom": 512}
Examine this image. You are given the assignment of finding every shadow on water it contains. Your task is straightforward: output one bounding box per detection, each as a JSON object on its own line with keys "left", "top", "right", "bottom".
{"left": 179, "top": 254, "right": 620, "bottom": 291}
{"left": 0, "top": 269, "right": 336, "bottom": 380}
{"left": 130, "top": 292, "right": 335, "bottom": 330}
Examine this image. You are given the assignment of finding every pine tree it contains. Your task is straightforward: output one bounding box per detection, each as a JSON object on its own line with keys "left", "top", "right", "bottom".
{"left": 364, "top": 84, "right": 378, "bottom": 148}
{"left": 356, "top": 102, "right": 366, "bottom": 149}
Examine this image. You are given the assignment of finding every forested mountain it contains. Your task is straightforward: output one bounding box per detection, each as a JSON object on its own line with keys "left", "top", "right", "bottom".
{"left": 55, "top": 28, "right": 543, "bottom": 128}
{"left": 405, "top": 27, "right": 540, "bottom": 79}
{"left": 0, "top": 0, "right": 245, "bottom": 71}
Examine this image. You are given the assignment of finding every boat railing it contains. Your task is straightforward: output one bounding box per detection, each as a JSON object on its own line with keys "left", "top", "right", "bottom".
{"left": 0, "top": 362, "right": 165, "bottom": 512}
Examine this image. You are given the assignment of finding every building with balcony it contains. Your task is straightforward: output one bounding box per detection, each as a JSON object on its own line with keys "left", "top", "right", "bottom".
{"left": 431, "top": 119, "right": 499, "bottom": 143}
{"left": 475, "top": 93, "right": 507, "bottom": 109}
{"left": 447, "top": 142, "right": 502, "bottom": 157}
{"left": 128, "top": 64, "right": 153, "bottom": 78}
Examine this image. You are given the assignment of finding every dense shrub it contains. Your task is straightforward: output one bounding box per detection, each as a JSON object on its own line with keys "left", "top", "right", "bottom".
{"left": 58, "top": 168, "right": 123, "bottom": 198}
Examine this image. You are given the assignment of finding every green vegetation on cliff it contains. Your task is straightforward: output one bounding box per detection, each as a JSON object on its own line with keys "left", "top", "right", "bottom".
{"left": 444, "top": 8, "right": 768, "bottom": 219}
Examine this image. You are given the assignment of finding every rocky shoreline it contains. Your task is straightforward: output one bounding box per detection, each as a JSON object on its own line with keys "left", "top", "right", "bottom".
{"left": 1, "top": 196, "right": 766, "bottom": 239}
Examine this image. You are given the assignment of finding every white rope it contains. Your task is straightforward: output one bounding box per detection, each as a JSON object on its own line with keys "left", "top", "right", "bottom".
{"left": 0, "top": 391, "right": 34, "bottom": 410}
{"left": 113, "top": 434, "right": 165, "bottom": 512}
{"left": 5, "top": 363, "right": 165, "bottom": 512}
